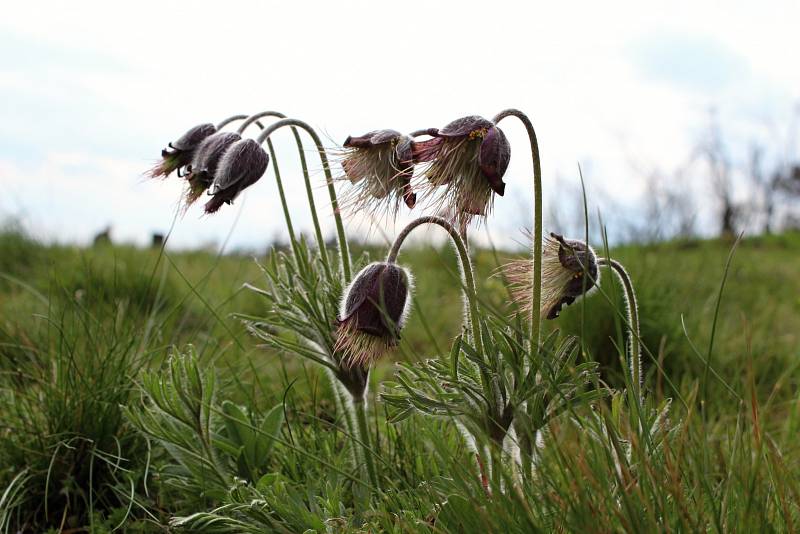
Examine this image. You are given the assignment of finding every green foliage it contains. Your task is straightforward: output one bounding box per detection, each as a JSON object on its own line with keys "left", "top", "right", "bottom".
{"left": 222, "top": 401, "right": 284, "bottom": 481}
{"left": 241, "top": 240, "right": 345, "bottom": 373}
{"left": 124, "top": 350, "right": 285, "bottom": 506}
{"left": 385, "top": 322, "right": 603, "bottom": 447}
{"left": 2, "top": 225, "right": 800, "bottom": 531}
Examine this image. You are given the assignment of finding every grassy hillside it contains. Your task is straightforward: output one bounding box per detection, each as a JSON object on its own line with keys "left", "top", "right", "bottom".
{"left": 1, "top": 226, "right": 798, "bottom": 531}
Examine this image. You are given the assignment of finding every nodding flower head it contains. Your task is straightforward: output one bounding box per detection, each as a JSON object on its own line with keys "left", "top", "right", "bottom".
{"left": 504, "top": 233, "right": 599, "bottom": 320}
{"left": 148, "top": 123, "right": 216, "bottom": 179}
{"left": 411, "top": 115, "right": 510, "bottom": 222}
{"left": 339, "top": 129, "right": 416, "bottom": 215}
{"left": 204, "top": 139, "right": 269, "bottom": 214}
{"left": 335, "top": 262, "right": 412, "bottom": 367}
{"left": 183, "top": 131, "right": 241, "bottom": 208}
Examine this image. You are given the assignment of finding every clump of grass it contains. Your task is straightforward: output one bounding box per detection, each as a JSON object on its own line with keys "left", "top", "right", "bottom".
{"left": 0, "top": 296, "right": 154, "bottom": 531}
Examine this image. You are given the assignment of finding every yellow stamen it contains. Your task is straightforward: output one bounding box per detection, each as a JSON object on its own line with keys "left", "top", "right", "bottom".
{"left": 468, "top": 128, "right": 488, "bottom": 140}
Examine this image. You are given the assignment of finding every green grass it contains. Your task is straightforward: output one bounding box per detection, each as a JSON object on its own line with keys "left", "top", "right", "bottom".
{"left": 1, "top": 226, "right": 799, "bottom": 532}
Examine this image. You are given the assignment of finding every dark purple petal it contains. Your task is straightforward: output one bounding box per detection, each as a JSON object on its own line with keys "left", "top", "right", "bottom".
{"left": 410, "top": 127, "right": 440, "bottom": 138}
{"left": 170, "top": 123, "right": 216, "bottom": 151}
{"left": 205, "top": 139, "right": 269, "bottom": 213}
{"left": 344, "top": 131, "right": 378, "bottom": 149}
{"left": 394, "top": 138, "right": 417, "bottom": 208}
{"left": 478, "top": 126, "right": 510, "bottom": 195}
{"left": 150, "top": 123, "right": 217, "bottom": 179}
{"left": 551, "top": 233, "right": 599, "bottom": 313}
{"left": 369, "top": 129, "right": 403, "bottom": 145}
{"left": 554, "top": 233, "right": 592, "bottom": 272}
{"left": 437, "top": 115, "right": 494, "bottom": 138}
{"left": 410, "top": 137, "right": 444, "bottom": 163}
{"left": 394, "top": 136, "right": 414, "bottom": 168}
{"left": 339, "top": 262, "right": 409, "bottom": 339}
{"left": 344, "top": 129, "right": 402, "bottom": 148}
{"left": 546, "top": 295, "right": 576, "bottom": 319}
{"left": 189, "top": 132, "right": 241, "bottom": 187}
{"left": 402, "top": 182, "right": 416, "bottom": 209}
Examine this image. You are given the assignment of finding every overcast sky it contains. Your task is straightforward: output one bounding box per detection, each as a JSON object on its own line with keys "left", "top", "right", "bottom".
{"left": 1, "top": 0, "right": 798, "bottom": 251}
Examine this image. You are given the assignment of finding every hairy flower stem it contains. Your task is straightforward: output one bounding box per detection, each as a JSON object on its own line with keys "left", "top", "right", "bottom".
{"left": 268, "top": 139, "right": 305, "bottom": 258}
{"left": 256, "top": 119, "right": 352, "bottom": 282}
{"left": 387, "top": 216, "right": 483, "bottom": 356}
{"left": 327, "top": 369, "right": 357, "bottom": 443}
{"left": 215, "top": 114, "right": 249, "bottom": 130}
{"left": 217, "top": 113, "right": 301, "bottom": 268}
{"left": 352, "top": 398, "right": 379, "bottom": 489}
{"left": 492, "top": 109, "right": 542, "bottom": 480}
{"left": 235, "top": 111, "right": 332, "bottom": 280}
{"left": 331, "top": 379, "right": 371, "bottom": 490}
{"left": 492, "top": 109, "right": 542, "bottom": 352}
{"left": 388, "top": 216, "right": 506, "bottom": 463}
{"left": 598, "top": 258, "right": 642, "bottom": 404}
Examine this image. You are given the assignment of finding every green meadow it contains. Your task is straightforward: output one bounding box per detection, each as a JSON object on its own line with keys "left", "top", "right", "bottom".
{"left": 1, "top": 225, "right": 799, "bottom": 532}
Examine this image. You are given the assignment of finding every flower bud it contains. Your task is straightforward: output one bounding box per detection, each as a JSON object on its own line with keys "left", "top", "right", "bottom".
{"left": 148, "top": 123, "right": 216, "bottom": 179}
{"left": 504, "top": 233, "right": 599, "bottom": 320}
{"left": 335, "top": 262, "right": 412, "bottom": 367}
{"left": 183, "top": 132, "right": 241, "bottom": 207}
{"left": 204, "top": 139, "right": 269, "bottom": 214}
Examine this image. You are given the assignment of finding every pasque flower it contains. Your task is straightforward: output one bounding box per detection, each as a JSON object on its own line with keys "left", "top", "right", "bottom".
{"left": 340, "top": 129, "right": 416, "bottom": 214}
{"left": 335, "top": 261, "right": 412, "bottom": 367}
{"left": 148, "top": 123, "right": 217, "bottom": 179}
{"left": 204, "top": 139, "right": 270, "bottom": 214}
{"left": 412, "top": 115, "right": 510, "bottom": 221}
{"left": 504, "top": 233, "right": 599, "bottom": 319}
{"left": 183, "top": 131, "right": 242, "bottom": 207}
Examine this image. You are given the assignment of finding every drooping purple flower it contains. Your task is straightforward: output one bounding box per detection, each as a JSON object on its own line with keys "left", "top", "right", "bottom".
{"left": 411, "top": 115, "right": 510, "bottom": 223}
{"left": 334, "top": 262, "right": 412, "bottom": 367}
{"left": 339, "top": 129, "right": 416, "bottom": 216}
{"left": 204, "top": 139, "right": 269, "bottom": 214}
{"left": 183, "top": 131, "right": 241, "bottom": 208}
{"left": 147, "top": 123, "right": 216, "bottom": 179}
{"left": 503, "top": 233, "right": 599, "bottom": 320}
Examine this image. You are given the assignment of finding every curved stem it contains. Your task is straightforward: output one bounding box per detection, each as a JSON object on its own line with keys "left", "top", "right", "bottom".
{"left": 492, "top": 109, "right": 542, "bottom": 352}
{"left": 387, "top": 216, "right": 483, "bottom": 357}
{"left": 224, "top": 112, "right": 301, "bottom": 272}
{"left": 255, "top": 119, "right": 352, "bottom": 282}
{"left": 237, "top": 111, "right": 332, "bottom": 279}
{"left": 235, "top": 111, "right": 287, "bottom": 135}
{"left": 215, "top": 114, "right": 248, "bottom": 130}
{"left": 598, "top": 258, "right": 642, "bottom": 403}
